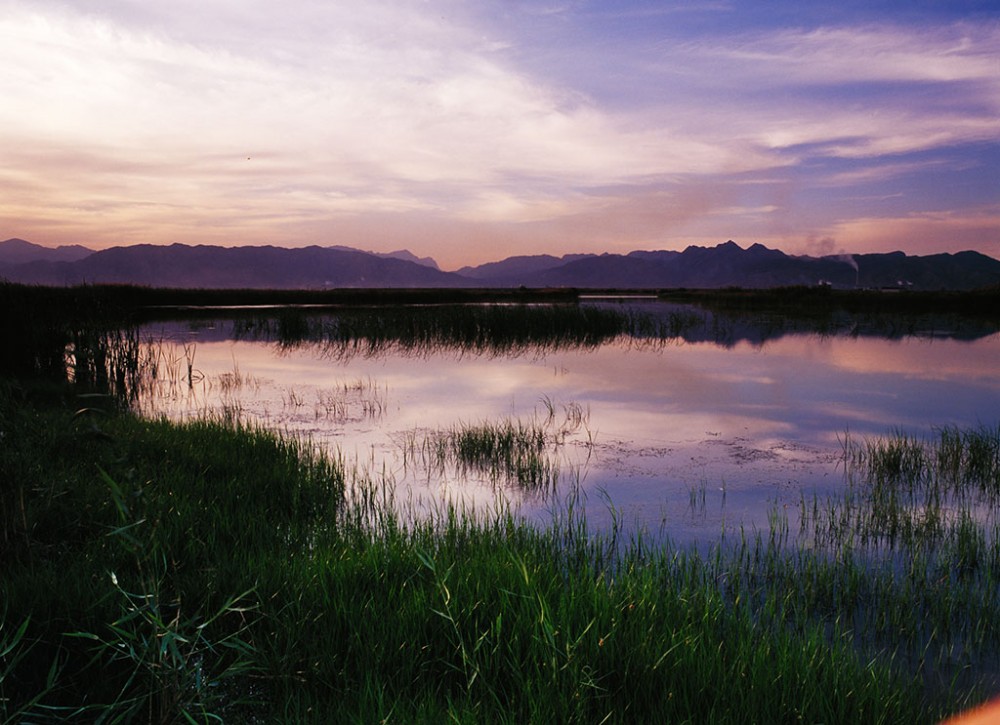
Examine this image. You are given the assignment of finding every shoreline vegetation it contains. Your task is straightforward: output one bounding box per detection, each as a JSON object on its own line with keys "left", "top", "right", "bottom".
{"left": 5, "top": 281, "right": 999, "bottom": 384}
{"left": 4, "top": 279, "right": 1000, "bottom": 313}
{"left": 2, "top": 282, "right": 1000, "bottom": 722}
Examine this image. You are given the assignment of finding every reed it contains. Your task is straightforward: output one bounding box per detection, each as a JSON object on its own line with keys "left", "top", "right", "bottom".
{"left": 4, "top": 379, "right": 997, "bottom": 722}
{"left": 225, "top": 302, "right": 714, "bottom": 360}
{"left": 400, "top": 403, "right": 591, "bottom": 494}
{"left": 313, "top": 378, "right": 387, "bottom": 423}
{"left": 794, "top": 426, "right": 1000, "bottom": 698}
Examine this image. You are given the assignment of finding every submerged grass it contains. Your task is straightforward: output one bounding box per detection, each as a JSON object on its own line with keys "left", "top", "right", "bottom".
{"left": 792, "top": 427, "right": 1000, "bottom": 697}
{"left": 3, "top": 381, "right": 997, "bottom": 722}
{"left": 401, "top": 401, "right": 591, "bottom": 493}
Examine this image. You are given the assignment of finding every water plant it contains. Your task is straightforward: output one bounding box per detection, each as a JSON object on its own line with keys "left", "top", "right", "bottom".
{"left": 401, "top": 402, "right": 591, "bottom": 494}
{"left": 5, "top": 284, "right": 1000, "bottom": 722}
{"left": 229, "top": 302, "right": 706, "bottom": 360}
{"left": 790, "top": 426, "right": 1000, "bottom": 699}
{"left": 5, "top": 381, "right": 996, "bottom": 722}
{"left": 313, "top": 378, "right": 387, "bottom": 423}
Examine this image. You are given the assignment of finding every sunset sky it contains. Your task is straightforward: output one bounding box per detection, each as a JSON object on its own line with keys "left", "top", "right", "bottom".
{"left": 1, "top": 0, "right": 998, "bottom": 269}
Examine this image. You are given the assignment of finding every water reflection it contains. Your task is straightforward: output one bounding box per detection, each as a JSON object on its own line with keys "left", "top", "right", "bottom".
{"left": 129, "top": 302, "right": 1000, "bottom": 545}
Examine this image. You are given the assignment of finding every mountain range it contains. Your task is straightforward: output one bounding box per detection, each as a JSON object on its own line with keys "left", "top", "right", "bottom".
{"left": 2, "top": 237, "right": 999, "bottom": 291}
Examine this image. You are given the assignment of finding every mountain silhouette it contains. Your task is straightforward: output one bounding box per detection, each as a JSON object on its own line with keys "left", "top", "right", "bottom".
{"left": 2, "top": 239, "right": 998, "bottom": 290}
{"left": 0, "top": 238, "right": 94, "bottom": 265}
{"left": 456, "top": 253, "right": 597, "bottom": 279}
{"left": 0, "top": 243, "right": 466, "bottom": 288}
{"left": 457, "top": 242, "right": 1000, "bottom": 290}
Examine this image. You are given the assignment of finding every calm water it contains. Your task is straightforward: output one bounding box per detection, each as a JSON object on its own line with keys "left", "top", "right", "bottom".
{"left": 133, "top": 302, "right": 1000, "bottom": 544}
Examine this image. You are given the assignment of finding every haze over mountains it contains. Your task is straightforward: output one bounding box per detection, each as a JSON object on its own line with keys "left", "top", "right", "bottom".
{"left": 2, "top": 238, "right": 999, "bottom": 291}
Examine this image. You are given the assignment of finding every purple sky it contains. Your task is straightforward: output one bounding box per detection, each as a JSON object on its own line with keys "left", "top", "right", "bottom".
{"left": 1, "top": 0, "right": 997, "bottom": 269}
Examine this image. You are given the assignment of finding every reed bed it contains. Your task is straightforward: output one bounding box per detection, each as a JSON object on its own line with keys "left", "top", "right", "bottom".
{"left": 4, "top": 289, "right": 1000, "bottom": 721}
{"left": 789, "top": 426, "right": 1000, "bottom": 694}
{"left": 4, "top": 283, "right": 998, "bottom": 390}
{"left": 401, "top": 402, "right": 591, "bottom": 493}
{"left": 3, "top": 379, "right": 998, "bottom": 723}
{"left": 229, "top": 303, "right": 704, "bottom": 360}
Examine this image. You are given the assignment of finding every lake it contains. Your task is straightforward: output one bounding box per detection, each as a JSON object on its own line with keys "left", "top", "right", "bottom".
{"left": 127, "top": 300, "right": 1000, "bottom": 546}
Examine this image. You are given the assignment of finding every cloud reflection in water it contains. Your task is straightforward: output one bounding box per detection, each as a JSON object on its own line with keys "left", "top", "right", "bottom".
{"left": 137, "top": 315, "right": 1000, "bottom": 546}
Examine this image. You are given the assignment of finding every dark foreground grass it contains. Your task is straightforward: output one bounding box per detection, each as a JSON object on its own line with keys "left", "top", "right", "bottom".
{"left": 0, "top": 381, "right": 990, "bottom": 723}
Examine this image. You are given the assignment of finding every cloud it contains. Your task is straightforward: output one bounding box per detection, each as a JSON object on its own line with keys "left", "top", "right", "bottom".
{"left": 640, "top": 21, "right": 1000, "bottom": 157}
{"left": 0, "top": 0, "right": 770, "bottom": 243}
{"left": 0, "top": 7, "right": 653, "bottom": 182}
{"left": 827, "top": 208, "right": 1000, "bottom": 256}
{"left": 717, "top": 24, "right": 1000, "bottom": 85}
{"left": 0, "top": 1, "right": 997, "bottom": 262}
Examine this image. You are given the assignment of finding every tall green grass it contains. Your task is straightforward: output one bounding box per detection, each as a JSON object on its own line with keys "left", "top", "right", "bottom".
{"left": 4, "top": 284, "right": 1000, "bottom": 721}
{"left": 4, "top": 381, "right": 997, "bottom": 722}
{"left": 401, "top": 402, "right": 591, "bottom": 493}
{"left": 792, "top": 426, "right": 1000, "bottom": 694}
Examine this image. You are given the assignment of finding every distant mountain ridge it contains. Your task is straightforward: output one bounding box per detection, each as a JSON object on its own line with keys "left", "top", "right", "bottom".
{"left": 456, "top": 253, "right": 597, "bottom": 279}
{"left": 0, "top": 242, "right": 465, "bottom": 289}
{"left": 457, "top": 241, "right": 1000, "bottom": 290}
{"left": 328, "top": 245, "right": 440, "bottom": 270}
{"left": 2, "top": 237, "right": 998, "bottom": 290}
{"left": 0, "top": 238, "right": 94, "bottom": 265}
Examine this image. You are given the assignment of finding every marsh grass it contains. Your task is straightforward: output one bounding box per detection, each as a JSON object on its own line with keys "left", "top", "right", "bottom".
{"left": 4, "top": 300, "right": 1000, "bottom": 725}
{"left": 313, "top": 377, "right": 387, "bottom": 423}
{"left": 229, "top": 302, "right": 703, "bottom": 360}
{"left": 213, "top": 362, "right": 258, "bottom": 396}
{"left": 788, "top": 426, "right": 1000, "bottom": 698}
{"left": 445, "top": 418, "right": 554, "bottom": 490}
{"left": 401, "top": 402, "right": 591, "bottom": 494}
{"left": 133, "top": 337, "right": 390, "bottom": 426}
{"left": 4, "top": 381, "right": 995, "bottom": 722}
{"left": 65, "top": 568, "right": 259, "bottom": 723}
{"left": 4, "top": 283, "right": 997, "bottom": 390}
{"left": 143, "top": 294, "right": 1000, "bottom": 368}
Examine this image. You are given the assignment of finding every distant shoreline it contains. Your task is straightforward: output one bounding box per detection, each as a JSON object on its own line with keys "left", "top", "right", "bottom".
{"left": 3, "top": 281, "right": 999, "bottom": 319}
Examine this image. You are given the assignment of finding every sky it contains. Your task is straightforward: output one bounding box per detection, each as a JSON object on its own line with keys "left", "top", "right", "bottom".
{"left": 1, "top": 0, "right": 998, "bottom": 270}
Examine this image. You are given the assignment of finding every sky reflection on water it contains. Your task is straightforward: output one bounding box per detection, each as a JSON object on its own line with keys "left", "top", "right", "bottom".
{"left": 138, "top": 311, "right": 1000, "bottom": 545}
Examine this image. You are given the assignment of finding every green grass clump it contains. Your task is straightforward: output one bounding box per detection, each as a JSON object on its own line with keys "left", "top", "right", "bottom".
{"left": 0, "top": 382, "right": 344, "bottom": 720}
{"left": 796, "top": 426, "right": 1000, "bottom": 699}
{"left": 1, "top": 382, "right": 992, "bottom": 723}
{"left": 448, "top": 418, "right": 553, "bottom": 490}
{"left": 400, "top": 402, "right": 591, "bottom": 493}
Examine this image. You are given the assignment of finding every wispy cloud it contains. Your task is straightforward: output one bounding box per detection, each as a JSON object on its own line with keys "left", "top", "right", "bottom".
{"left": 828, "top": 207, "right": 1000, "bottom": 257}
{"left": 643, "top": 22, "right": 1000, "bottom": 154}
{"left": 715, "top": 24, "right": 1000, "bottom": 84}
{"left": 0, "top": 2, "right": 753, "bottom": 232}
{"left": 0, "top": 0, "right": 997, "bottom": 265}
